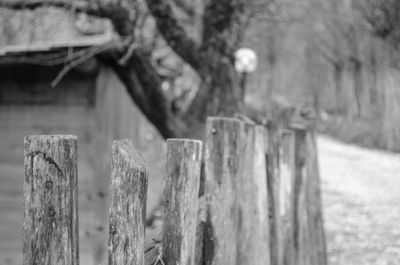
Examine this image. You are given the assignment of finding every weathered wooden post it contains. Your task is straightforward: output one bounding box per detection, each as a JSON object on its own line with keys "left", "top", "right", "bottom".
{"left": 237, "top": 124, "right": 271, "bottom": 265}
{"left": 194, "top": 196, "right": 206, "bottom": 265}
{"left": 108, "top": 139, "right": 148, "bottom": 265}
{"left": 293, "top": 128, "right": 308, "bottom": 265}
{"left": 265, "top": 122, "right": 281, "bottom": 265}
{"left": 279, "top": 130, "right": 296, "bottom": 265}
{"left": 23, "top": 135, "right": 79, "bottom": 265}
{"left": 162, "top": 139, "right": 203, "bottom": 265}
{"left": 203, "top": 117, "right": 244, "bottom": 265}
{"left": 293, "top": 129, "right": 327, "bottom": 265}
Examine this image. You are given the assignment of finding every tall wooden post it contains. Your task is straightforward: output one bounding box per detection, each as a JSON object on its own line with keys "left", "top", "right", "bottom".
{"left": 203, "top": 117, "right": 244, "bottom": 265}
{"left": 237, "top": 124, "right": 271, "bottom": 265}
{"left": 23, "top": 135, "right": 79, "bottom": 265}
{"left": 162, "top": 139, "right": 203, "bottom": 265}
{"left": 279, "top": 130, "right": 296, "bottom": 265}
{"left": 293, "top": 129, "right": 327, "bottom": 265}
{"left": 265, "top": 123, "right": 281, "bottom": 265}
{"left": 108, "top": 139, "right": 148, "bottom": 265}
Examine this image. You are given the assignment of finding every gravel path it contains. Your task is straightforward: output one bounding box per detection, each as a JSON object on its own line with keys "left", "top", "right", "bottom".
{"left": 318, "top": 136, "right": 400, "bottom": 265}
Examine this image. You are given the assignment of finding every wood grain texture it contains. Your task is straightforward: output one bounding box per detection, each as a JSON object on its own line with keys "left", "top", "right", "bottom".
{"left": 162, "top": 139, "right": 202, "bottom": 265}
{"left": 279, "top": 130, "right": 296, "bottom": 265}
{"left": 237, "top": 124, "right": 270, "bottom": 265}
{"left": 293, "top": 130, "right": 327, "bottom": 265}
{"left": 203, "top": 117, "right": 244, "bottom": 265}
{"left": 194, "top": 196, "right": 206, "bottom": 265}
{"left": 108, "top": 139, "right": 148, "bottom": 265}
{"left": 265, "top": 124, "right": 281, "bottom": 265}
{"left": 195, "top": 162, "right": 207, "bottom": 265}
{"left": 23, "top": 135, "right": 79, "bottom": 265}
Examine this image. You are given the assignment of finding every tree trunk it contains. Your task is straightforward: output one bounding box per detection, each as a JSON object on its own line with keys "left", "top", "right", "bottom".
{"left": 333, "top": 62, "right": 344, "bottom": 113}
{"left": 182, "top": 58, "right": 243, "bottom": 139}
{"left": 381, "top": 67, "right": 400, "bottom": 151}
{"left": 266, "top": 27, "right": 279, "bottom": 117}
{"left": 306, "top": 41, "right": 320, "bottom": 118}
{"left": 351, "top": 59, "right": 363, "bottom": 118}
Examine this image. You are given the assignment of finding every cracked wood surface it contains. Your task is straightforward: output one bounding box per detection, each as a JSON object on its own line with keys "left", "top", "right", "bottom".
{"left": 203, "top": 117, "right": 244, "bottom": 265}
{"left": 108, "top": 139, "right": 148, "bottom": 265}
{"left": 265, "top": 123, "right": 282, "bottom": 265}
{"left": 23, "top": 135, "right": 78, "bottom": 265}
{"left": 293, "top": 131, "right": 327, "bottom": 265}
{"left": 236, "top": 124, "right": 270, "bottom": 265}
{"left": 162, "top": 139, "right": 202, "bottom": 265}
{"left": 279, "top": 130, "right": 296, "bottom": 265}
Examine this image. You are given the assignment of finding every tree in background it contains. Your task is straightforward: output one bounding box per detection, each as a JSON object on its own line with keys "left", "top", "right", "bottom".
{"left": 361, "top": 0, "right": 400, "bottom": 50}
{"left": 279, "top": 0, "right": 400, "bottom": 151}
{"left": 359, "top": 0, "right": 400, "bottom": 150}
{"left": 0, "top": 2, "right": 330, "bottom": 265}
{"left": 0, "top": 0, "right": 267, "bottom": 140}
{"left": 305, "top": 0, "right": 371, "bottom": 118}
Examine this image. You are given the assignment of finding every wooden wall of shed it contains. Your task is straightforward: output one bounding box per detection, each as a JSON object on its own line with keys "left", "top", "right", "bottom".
{"left": 90, "top": 65, "right": 166, "bottom": 262}
{"left": 94, "top": 65, "right": 165, "bottom": 215}
{"left": 0, "top": 63, "right": 166, "bottom": 265}
{"left": 0, "top": 65, "right": 98, "bottom": 265}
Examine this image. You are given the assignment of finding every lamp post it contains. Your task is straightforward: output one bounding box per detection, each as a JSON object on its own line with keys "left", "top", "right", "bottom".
{"left": 234, "top": 48, "right": 258, "bottom": 100}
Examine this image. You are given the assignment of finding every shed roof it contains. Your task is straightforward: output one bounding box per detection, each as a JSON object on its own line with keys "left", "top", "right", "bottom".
{"left": 0, "top": 6, "right": 114, "bottom": 56}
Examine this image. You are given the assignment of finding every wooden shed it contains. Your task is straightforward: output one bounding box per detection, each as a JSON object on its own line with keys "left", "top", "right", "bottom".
{"left": 0, "top": 7, "right": 165, "bottom": 265}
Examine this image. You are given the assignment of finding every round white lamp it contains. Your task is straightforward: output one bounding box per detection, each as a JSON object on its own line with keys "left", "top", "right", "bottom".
{"left": 235, "top": 48, "right": 258, "bottom": 73}
{"left": 234, "top": 48, "right": 257, "bottom": 99}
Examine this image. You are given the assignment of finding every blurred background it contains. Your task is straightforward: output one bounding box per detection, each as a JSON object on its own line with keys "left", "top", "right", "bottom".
{"left": 0, "top": 0, "right": 399, "bottom": 264}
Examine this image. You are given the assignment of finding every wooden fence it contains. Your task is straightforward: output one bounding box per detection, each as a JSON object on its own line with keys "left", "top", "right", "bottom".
{"left": 22, "top": 116, "right": 327, "bottom": 265}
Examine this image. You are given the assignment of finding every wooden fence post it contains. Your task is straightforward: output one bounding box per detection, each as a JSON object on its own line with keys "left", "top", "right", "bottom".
{"left": 293, "top": 129, "right": 327, "bottom": 265}
{"left": 203, "top": 117, "right": 244, "bottom": 265}
{"left": 237, "top": 124, "right": 271, "bottom": 265}
{"left": 23, "top": 135, "right": 78, "bottom": 265}
{"left": 293, "top": 128, "right": 308, "bottom": 265}
{"left": 162, "top": 139, "right": 203, "bottom": 265}
{"left": 108, "top": 139, "right": 148, "bottom": 265}
{"left": 279, "top": 130, "right": 296, "bottom": 265}
{"left": 265, "top": 123, "right": 281, "bottom": 265}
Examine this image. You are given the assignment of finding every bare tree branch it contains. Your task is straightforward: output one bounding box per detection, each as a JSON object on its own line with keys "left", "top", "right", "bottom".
{"left": 173, "top": 0, "right": 195, "bottom": 17}
{"left": 202, "top": 0, "right": 248, "bottom": 58}
{"left": 100, "top": 49, "right": 187, "bottom": 138}
{"left": 51, "top": 41, "right": 122, "bottom": 87}
{"left": 0, "top": 38, "right": 129, "bottom": 65}
{"left": 0, "top": 0, "right": 79, "bottom": 10}
{"left": 145, "top": 0, "right": 202, "bottom": 71}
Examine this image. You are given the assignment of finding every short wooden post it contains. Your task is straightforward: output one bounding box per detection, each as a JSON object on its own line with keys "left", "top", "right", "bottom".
{"left": 279, "top": 130, "right": 296, "bottom": 265}
{"left": 162, "top": 139, "right": 203, "bottom": 265}
{"left": 203, "top": 117, "right": 244, "bottom": 265}
{"left": 23, "top": 135, "right": 79, "bottom": 265}
{"left": 108, "top": 139, "right": 148, "bottom": 265}
{"left": 237, "top": 124, "right": 270, "bottom": 265}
